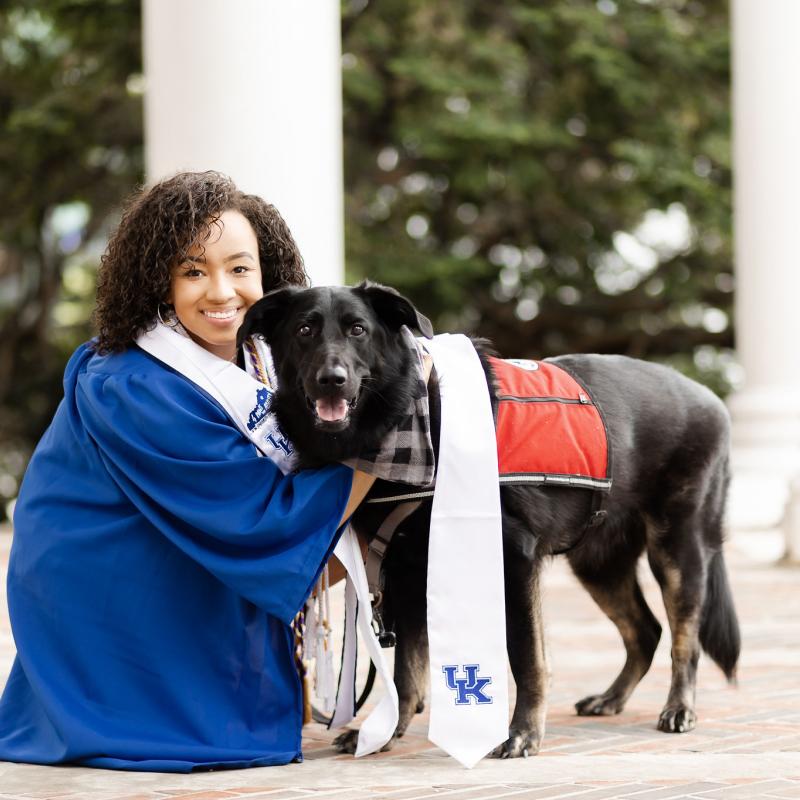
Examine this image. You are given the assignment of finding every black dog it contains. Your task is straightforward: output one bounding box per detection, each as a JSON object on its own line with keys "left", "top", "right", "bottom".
{"left": 238, "top": 282, "right": 740, "bottom": 758}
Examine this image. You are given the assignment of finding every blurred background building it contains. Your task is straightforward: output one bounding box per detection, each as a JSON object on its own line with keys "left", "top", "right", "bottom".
{"left": 0, "top": 0, "right": 798, "bottom": 559}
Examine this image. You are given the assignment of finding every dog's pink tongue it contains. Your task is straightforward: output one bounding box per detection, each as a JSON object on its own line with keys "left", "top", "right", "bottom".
{"left": 316, "top": 397, "right": 348, "bottom": 422}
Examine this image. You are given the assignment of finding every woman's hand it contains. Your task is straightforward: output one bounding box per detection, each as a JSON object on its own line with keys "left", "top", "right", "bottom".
{"left": 337, "top": 469, "right": 377, "bottom": 529}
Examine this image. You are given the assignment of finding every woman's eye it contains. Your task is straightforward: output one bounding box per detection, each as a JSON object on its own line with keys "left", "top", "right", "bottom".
{"left": 232, "top": 265, "right": 251, "bottom": 274}
{"left": 350, "top": 324, "right": 365, "bottom": 336}
{"left": 183, "top": 269, "right": 203, "bottom": 278}
{"left": 297, "top": 325, "right": 312, "bottom": 337}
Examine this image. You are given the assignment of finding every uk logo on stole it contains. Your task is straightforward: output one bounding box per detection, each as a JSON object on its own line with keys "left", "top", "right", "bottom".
{"left": 442, "top": 664, "right": 493, "bottom": 705}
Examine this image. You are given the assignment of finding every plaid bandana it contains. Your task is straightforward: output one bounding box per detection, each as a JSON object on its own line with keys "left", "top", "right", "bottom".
{"left": 344, "top": 326, "right": 435, "bottom": 487}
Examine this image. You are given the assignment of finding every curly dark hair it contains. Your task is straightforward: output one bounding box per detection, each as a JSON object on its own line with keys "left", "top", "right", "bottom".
{"left": 94, "top": 171, "right": 309, "bottom": 352}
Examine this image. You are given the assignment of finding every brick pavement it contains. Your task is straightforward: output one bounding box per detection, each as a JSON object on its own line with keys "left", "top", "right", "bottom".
{"left": 0, "top": 525, "right": 798, "bottom": 800}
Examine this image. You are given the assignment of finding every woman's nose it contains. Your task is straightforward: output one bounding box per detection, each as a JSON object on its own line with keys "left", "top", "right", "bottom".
{"left": 206, "top": 275, "right": 236, "bottom": 302}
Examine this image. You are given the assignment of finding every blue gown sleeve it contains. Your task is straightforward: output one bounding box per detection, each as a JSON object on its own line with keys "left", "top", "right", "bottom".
{"left": 74, "top": 363, "right": 353, "bottom": 625}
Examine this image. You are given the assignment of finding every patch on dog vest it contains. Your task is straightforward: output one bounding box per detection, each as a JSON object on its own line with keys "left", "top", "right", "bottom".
{"left": 489, "top": 357, "right": 611, "bottom": 491}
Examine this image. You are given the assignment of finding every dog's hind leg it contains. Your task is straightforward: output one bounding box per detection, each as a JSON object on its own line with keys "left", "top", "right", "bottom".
{"left": 569, "top": 525, "right": 662, "bottom": 717}
{"left": 644, "top": 389, "right": 737, "bottom": 733}
{"left": 646, "top": 514, "right": 707, "bottom": 733}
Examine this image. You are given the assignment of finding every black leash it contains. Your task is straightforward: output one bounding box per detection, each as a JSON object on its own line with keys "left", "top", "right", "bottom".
{"left": 311, "top": 663, "right": 377, "bottom": 725}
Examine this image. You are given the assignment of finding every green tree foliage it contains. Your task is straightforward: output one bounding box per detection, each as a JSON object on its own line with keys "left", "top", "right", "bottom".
{"left": 341, "top": 0, "right": 733, "bottom": 385}
{"left": 0, "top": 0, "right": 143, "bottom": 519}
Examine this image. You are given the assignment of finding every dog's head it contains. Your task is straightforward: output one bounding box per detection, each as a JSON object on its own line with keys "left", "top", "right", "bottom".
{"left": 238, "top": 282, "right": 433, "bottom": 456}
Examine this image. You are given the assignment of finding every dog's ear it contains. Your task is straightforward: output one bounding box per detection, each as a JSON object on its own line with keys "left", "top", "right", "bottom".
{"left": 354, "top": 281, "right": 434, "bottom": 339}
{"left": 237, "top": 286, "right": 303, "bottom": 348}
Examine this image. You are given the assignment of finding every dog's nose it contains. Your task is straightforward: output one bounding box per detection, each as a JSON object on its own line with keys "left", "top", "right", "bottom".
{"left": 317, "top": 364, "right": 348, "bottom": 388}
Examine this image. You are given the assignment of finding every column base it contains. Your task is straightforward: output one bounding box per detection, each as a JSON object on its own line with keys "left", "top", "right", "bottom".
{"left": 727, "top": 384, "right": 800, "bottom": 562}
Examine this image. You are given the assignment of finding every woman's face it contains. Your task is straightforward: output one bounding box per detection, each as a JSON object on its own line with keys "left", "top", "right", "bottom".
{"left": 168, "top": 210, "right": 263, "bottom": 361}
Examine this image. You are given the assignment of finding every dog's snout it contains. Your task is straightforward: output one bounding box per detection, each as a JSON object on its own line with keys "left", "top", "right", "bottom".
{"left": 317, "top": 363, "right": 348, "bottom": 388}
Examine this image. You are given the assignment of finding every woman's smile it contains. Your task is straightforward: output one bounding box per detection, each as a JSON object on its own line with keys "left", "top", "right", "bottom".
{"left": 202, "top": 306, "right": 243, "bottom": 323}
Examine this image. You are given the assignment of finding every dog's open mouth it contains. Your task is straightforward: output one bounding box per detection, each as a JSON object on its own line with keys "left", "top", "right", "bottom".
{"left": 307, "top": 394, "right": 359, "bottom": 427}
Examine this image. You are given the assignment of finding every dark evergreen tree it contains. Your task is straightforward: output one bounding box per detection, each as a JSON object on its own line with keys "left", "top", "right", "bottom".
{"left": 341, "top": 0, "right": 732, "bottom": 385}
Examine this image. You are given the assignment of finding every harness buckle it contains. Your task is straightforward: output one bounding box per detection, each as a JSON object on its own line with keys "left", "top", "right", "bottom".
{"left": 371, "top": 608, "right": 397, "bottom": 648}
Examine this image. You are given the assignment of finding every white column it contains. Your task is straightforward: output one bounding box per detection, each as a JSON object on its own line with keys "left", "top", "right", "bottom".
{"left": 729, "top": 0, "right": 800, "bottom": 559}
{"left": 143, "top": 0, "right": 344, "bottom": 286}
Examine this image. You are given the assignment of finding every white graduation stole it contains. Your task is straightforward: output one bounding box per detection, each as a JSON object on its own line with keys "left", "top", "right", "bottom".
{"left": 330, "top": 333, "right": 509, "bottom": 768}
{"left": 424, "top": 334, "right": 509, "bottom": 767}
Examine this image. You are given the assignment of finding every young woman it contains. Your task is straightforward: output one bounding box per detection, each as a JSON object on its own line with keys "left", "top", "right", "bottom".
{"left": 0, "top": 172, "right": 377, "bottom": 771}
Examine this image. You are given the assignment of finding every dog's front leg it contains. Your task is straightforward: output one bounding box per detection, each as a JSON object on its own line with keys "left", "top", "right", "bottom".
{"left": 391, "top": 573, "right": 430, "bottom": 741}
{"left": 333, "top": 548, "right": 429, "bottom": 754}
{"left": 491, "top": 532, "right": 547, "bottom": 758}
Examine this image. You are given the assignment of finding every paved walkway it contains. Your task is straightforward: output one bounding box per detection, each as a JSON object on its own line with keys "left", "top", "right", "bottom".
{"left": 0, "top": 525, "right": 798, "bottom": 800}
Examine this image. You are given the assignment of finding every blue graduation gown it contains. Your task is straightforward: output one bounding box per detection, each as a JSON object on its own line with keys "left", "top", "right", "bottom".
{"left": 0, "top": 343, "right": 353, "bottom": 771}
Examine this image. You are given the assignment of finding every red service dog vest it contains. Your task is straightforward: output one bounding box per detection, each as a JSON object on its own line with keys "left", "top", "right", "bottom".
{"left": 489, "top": 357, "right": 611, "bottom": 491}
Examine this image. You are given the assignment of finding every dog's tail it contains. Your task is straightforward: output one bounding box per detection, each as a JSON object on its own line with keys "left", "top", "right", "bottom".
{"left": 699, "top": 549, "right": 740, "bottom": 683}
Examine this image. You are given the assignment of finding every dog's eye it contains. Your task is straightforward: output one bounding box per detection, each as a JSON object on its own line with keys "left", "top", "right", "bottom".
{"left": 297, "top": 325, "right": 312, "bottom": 337}
{"left": 350, "top": 324, "right": 365, "bottom": 336}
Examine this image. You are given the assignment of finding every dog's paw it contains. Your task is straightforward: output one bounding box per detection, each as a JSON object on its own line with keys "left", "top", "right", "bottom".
{"left": 575, "top": 692, "right": 626, "bottom": 716}
{"left": 489, "top": 728, "right": 542, "bottom": 759}
{"left": 332, "top": 729, "right": 359, "bottom": 753}
{"left": 332, "top": 728, "right": 399, "bottom": 754}
{"left": 657, "top": 704, "right": 697, "bottom": 733}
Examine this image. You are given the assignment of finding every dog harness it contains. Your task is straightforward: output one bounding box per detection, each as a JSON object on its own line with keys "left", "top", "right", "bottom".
{"left": 489, "top": 357, "right": 611, "bottom": 490}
